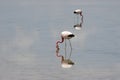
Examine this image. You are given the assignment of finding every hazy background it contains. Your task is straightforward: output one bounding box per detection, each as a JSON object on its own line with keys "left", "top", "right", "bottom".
{"left": 0, "top": 0, "right": 120, "bottom": 80}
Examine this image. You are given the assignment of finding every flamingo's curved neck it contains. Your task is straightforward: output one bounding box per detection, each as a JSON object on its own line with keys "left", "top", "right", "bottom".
{"left": 56, "top": 36, "right": 64, "bottom": 48}
{"left": 56, "top": 47, "right": 64, "bottom": 63}
{"left": 81, "top": 15, "right": 83, "bottom": 23}
{"left": 61, "top": 56, "right": 64, "bottom": 63}
{"left": 80, "top": 14, "right": 83, "bottom": 23}
{"left": 56, "top": 36, "right": 64, "bottom": 44}
{"left": 56, "top": 36, "right": 65, "bottom": 62}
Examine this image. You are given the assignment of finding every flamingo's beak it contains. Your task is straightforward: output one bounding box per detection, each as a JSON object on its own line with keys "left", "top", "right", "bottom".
{"left": 73, "top": 11, "right": 77, "bottom": 14}
{"left": 68, "top": 34, "right": 75, "bottom": 38}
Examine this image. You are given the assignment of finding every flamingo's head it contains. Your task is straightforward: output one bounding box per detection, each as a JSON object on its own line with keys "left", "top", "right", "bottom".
{"left": 74, "top": 9, "right": 82, "bottom": 16}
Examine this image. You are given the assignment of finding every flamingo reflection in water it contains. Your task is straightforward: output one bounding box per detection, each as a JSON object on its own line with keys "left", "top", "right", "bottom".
{"left": 56, "top": 31, "right": 75, "bottom": 68}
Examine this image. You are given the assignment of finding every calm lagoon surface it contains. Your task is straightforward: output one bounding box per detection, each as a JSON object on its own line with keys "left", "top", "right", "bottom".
{"left": 0, "top": 0, "right": 120, "bottom": 80}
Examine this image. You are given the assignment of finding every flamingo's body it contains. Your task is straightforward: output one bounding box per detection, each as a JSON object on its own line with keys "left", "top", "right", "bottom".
{"left": 74, "top": 9, "right": 82, "bottom": 16}
{"left": 56, "top": 31, "right": 75, "bottom": 68}
{"left": 61, "top": 31, "right": 75, "bottom": 39}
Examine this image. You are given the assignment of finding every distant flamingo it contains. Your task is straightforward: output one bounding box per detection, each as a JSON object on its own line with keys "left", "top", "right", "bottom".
{"left": 74, "top": 9, "right": 83, "bottom": 29}
{"left": 56, "top": 31, "right": 75, "bottom": 68}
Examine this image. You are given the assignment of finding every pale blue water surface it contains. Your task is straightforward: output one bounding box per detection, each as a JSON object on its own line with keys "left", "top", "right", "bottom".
{"left": 0, "top": 0, "right": 120, "bottom": 80}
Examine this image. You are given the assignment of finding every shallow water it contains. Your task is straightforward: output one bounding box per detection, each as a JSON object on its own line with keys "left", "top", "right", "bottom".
{"left": 0, "top": 0, "right": 120, "bottom": 80}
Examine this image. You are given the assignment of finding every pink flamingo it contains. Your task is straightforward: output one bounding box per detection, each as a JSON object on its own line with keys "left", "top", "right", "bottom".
{"left": 56, "top": 31, "right": 75, "bottom": 68}
{"left": 74, "top": 9, "right": 83, "bottom": 30}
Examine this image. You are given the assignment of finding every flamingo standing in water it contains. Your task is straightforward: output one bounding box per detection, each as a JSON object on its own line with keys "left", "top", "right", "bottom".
{"left": 74, "top": 9, "right": 83, "bottom": 30}
{"left": 56, "top": 31, "right": 75, "bottom": 68}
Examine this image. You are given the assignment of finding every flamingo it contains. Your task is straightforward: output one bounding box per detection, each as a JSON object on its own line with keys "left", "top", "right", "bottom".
{"left": 74, "top": 9, "right": 83, "bottom": 29}
{"left": 56, "top": 31, "right": 75, "bottom": 68}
